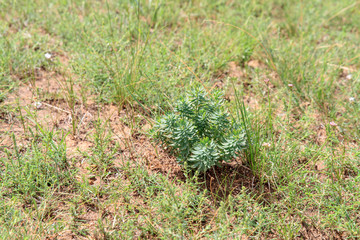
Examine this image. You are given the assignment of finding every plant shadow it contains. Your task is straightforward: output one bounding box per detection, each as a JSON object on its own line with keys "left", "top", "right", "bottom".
{"left": 198, "top": 162, "right": 275, "bottom": 203}
{"left": 157, "top": 159, "right": 276, "bottom": 204}
{"left": 126, "top": 136, "right": 275, "bottom": 204}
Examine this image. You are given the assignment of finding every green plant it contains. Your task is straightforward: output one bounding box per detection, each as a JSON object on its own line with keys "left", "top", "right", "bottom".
{"left": 153, "top": 88, "right": 247, "bottom": 172}
{"left": 1, "top": 129, "right": 74, "bottom": 203}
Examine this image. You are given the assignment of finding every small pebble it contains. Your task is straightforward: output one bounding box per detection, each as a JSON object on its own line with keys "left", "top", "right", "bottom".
{"left": 262, "top": 142, "right": 271, "bottom": 148}
{"left": 34, "top": 101, "right": 42, "bottom": 109}
{"left": 329, "top": 121, "right": 337, "bottom": 127}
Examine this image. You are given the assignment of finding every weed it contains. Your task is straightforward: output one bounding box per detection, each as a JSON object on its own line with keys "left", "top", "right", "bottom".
{"left": 153, "top": 87, "right": 247, "bottom": 172}
{"left": 1, "top": 129, "right": 74, "bottom": 204}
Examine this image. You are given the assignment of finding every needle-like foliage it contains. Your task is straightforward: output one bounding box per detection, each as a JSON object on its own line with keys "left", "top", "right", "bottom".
{"left": 153, "top": 87, "right": 247, "bottom": 172}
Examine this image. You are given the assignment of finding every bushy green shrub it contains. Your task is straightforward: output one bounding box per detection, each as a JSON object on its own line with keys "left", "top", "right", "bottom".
{"left": 153, "top": 88, "right": 247, "bottom": 172}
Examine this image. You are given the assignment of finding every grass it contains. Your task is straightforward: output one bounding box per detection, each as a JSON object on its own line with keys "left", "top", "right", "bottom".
{"left": 0, "top": 0, "right": 359, "bottom": 239}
